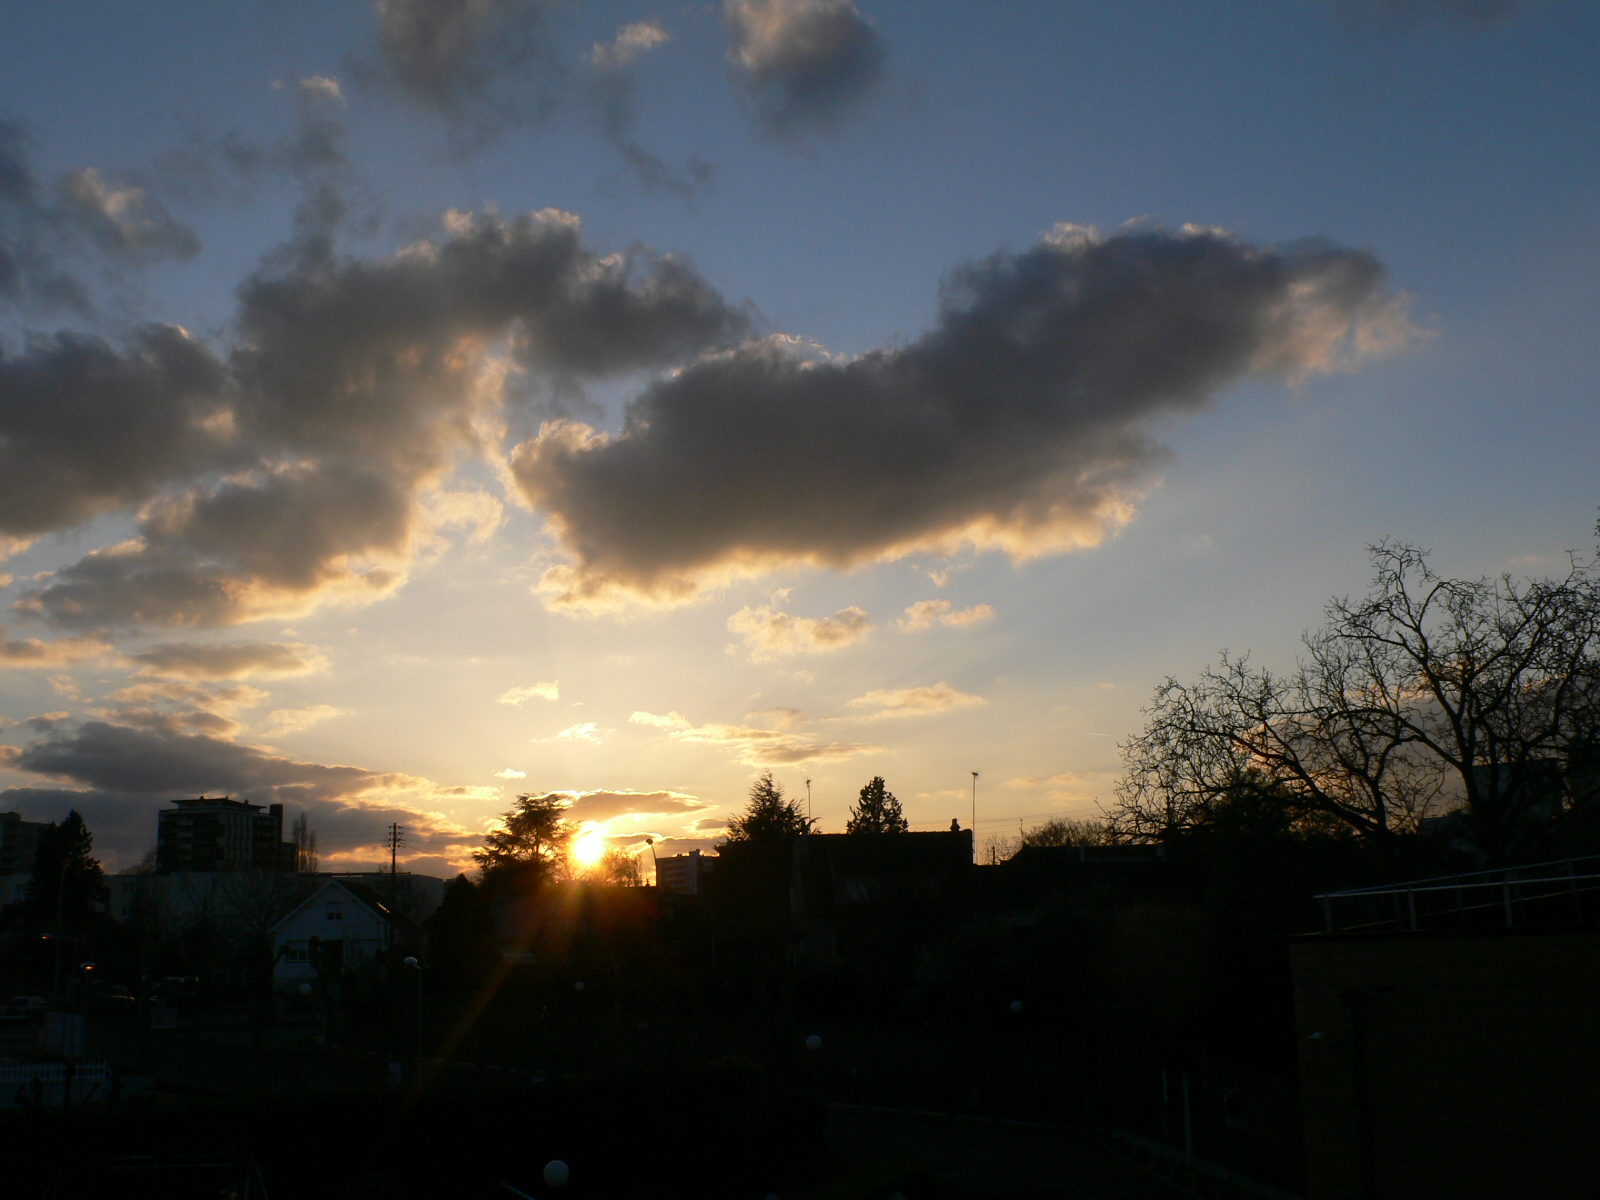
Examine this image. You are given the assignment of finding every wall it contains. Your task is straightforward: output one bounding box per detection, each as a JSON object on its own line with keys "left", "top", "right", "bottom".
{"left": 1292, "top": 930, "right": 1600, "bottom": 1200}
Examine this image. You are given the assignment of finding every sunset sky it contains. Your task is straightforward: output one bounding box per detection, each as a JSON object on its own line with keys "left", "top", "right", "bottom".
{"left": 2, "top": 0, "right": 1597, "bottom": 876}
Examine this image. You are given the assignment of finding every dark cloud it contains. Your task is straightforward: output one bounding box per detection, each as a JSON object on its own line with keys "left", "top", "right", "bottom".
{"left": 0, "top": 325, "right": 229, "bottom": 540}
{"left": 53, "top": 169, "right": 201, "bottom": 266}
{"left": 356, "top": 0, "right": 563, "bottom": 152}
{"left": 14, "top": 209, "right": 749, "bottom": 628}
{"left": 514, "top": 224, "right": 1413, "bottom": 608}
{"left": 130, "top": 641, "right": 322, "bottom": 680}
{"left": 1, "top": 119, "right": 200, "bottom": 315}
{"left": 725, "top": 0, "right": 887, "bottom": 137}
{"left": 159, "top": 76, "right": 352, "bottom": 210}
{"left": 0, "top": 719, "right": 472, "bottom": 865}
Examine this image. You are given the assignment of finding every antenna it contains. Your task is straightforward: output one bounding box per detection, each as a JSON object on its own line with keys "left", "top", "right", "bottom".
{"left": 971, "top": 772, "right": 979, "bottom": 861}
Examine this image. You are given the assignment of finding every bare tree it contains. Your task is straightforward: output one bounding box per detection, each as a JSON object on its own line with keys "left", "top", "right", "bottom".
{"left": 594, "top": 847, "right": 643, "bottom": 886}
{"left": 1022, "top": 816, "right": 1111, "bottom": 848}
{"left": 292, "top": 811, "right": 319, "bottom": 873}
{"left": 1113, "top": 541, "right": 1600, "bottom": 861}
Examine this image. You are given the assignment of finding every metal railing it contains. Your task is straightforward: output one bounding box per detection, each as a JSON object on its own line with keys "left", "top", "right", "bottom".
{"left": 1314, "top": 855, "right": 1600, "bottom": 934}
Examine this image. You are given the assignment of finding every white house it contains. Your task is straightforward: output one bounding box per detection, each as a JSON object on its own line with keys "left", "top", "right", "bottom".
{"left": 269, "top": 879, "right": 423, "bottom": 992}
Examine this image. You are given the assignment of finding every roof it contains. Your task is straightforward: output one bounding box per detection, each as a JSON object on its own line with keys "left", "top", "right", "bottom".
{"left": 269, "top": 878, "right": 424, "bottom": 940}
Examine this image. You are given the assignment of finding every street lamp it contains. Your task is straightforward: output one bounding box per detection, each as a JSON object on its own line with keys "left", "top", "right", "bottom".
{"left": 403, "top": 956, "right": 423, "bottom": 1071}
{"left": 644, "top": 837, "right": 658, "bottom": 886}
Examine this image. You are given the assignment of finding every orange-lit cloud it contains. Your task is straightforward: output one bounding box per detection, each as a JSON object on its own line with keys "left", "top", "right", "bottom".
{"left": 631, "top": 708, "right": 876, "bottom": 765}
{"left": 846, "top": 682, "right": 987, "bottom": 719}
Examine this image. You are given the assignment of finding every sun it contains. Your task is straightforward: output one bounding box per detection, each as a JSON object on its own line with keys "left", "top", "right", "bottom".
{"left": 572, "top": 830, "right": 606, "bottom": 869}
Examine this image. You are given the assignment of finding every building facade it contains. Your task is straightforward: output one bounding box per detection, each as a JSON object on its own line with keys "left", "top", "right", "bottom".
{"left": 156, "top": 797, "right": 296, "bottom": 873}
{"left": 0, "top": 811, "right": 50, "bottom": 876}
{"left": 270, "top": 879, "right": 422, "bottom": 991}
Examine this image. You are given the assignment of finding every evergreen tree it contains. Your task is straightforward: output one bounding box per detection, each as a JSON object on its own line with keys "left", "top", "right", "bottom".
{"left": 722, "top": 771, "right": 812, "bottom": 843}
{"left": 474, "top": 793, "right": 574, "bottom": 889}
{"left": 846, "top": 776, "right": 909, "bottom": 834}
{"left": 24, "top": 810, "right": 108, "bottom": 928}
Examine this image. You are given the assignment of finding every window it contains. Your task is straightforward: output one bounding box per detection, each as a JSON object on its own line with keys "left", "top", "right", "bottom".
{"left": 326, "top": 910, "right": 343, "bottom": 920}
{"left": 284, "top": 942, "right": 308, "bottom": 964}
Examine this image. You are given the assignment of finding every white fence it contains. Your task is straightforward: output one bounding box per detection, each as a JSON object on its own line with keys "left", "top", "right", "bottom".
{"left": 0, "top": 1061, "right": 113, "bottom": 1107}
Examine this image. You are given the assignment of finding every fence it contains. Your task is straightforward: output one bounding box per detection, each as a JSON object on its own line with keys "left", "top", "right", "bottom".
{"left": 1314, "top": 855, "right": 1600, "bottom": 933}
{"left": 0, "top": 1060, "right": 113, "bottom": 1106}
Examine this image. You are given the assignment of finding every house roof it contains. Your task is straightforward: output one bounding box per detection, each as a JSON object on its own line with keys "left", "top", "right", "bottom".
{"left": 269, "top": 878, "right": 424, "bottom": 940}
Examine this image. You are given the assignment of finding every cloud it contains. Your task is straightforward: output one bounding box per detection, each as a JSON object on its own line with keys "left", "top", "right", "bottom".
{"left": 583, "top": 21, "right": 711, "bottom": 198}
{"left": 1000, "top": 770, "right": 1116, "bottom": 802}
{"left": 0, "top": 119, "right": 201, "bottom": 316}
{"left": 562, "top": 789, "right": 705, "bottom": 822}
{"left": 0, "top": 324, "right": 230, "bottom": 542}
{"left": 53, "top": 168, "right": 201, "bottom": 266}
{"left": 358, "top": 0, "right": 563, "bottom": 151}
{"left": 516, "top": 223, "right": 1413, "bottom": 610}
{"left": 130, "top": 640, "right": 323, "bottom": 680}
{"left": 544, "top": 721, "right": 605, "bottom": 743}
{"left": 897, "top": 599, "right": 994, "bottom": 632}
{"left": 0, "top": 718, "right": 478, "bottom": 866}
{"left": 493, "top": 767, "right": 526, "bottom": 778}
{"left": 726, "top": 603, "right": 872, "bottom": 659}
{"left": 14, "top": 207, "right": 748, "bottom": 629}
{"left": 0, "top": 630, "right": 112, "bottom": 668}
{"left": 263, "top": 704, "right": 347, "bottom": 736}
{"left": 631, "top": 708, "right": 875, "bottom": 765}
{"left": 160, "top": 74, "right": 352, "bottom": 210}
{"left": 588, "top": 21, "right": 670, "bottom": 72}
{"left": 846, "top": 681, "right": 986, "bottom": 719}
{"left": 725, "top": 0, "right": 887, "bottom": 136}
{"left": 499, "top": 680, "right": 559, "bottom": 704}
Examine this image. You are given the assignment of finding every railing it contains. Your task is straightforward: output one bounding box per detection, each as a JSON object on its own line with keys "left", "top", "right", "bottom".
{"left": 1314, "top": 855, "right": 1600, "bottom": 934}
{"left": 0, "top": 1060, "right": 113, "bottom": 1106}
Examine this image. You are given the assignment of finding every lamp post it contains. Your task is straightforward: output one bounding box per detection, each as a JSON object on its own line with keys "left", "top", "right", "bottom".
{"left": 644, "top": 837, "right": 658, "bottom": 886}
{"left": 403, "top": 956, "right": 423, "bottom": 1074}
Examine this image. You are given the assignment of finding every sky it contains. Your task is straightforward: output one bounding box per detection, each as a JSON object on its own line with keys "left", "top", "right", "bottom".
{"left": 1, "top": 0, "right": 1597, "bottom": 878}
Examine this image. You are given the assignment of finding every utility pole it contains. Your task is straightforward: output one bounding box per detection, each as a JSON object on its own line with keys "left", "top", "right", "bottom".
{"left": 805, "top": 779, "right": 812, "bottom": 827}
{"left": 386, "top": 823, "right": 404, "bottom": 906}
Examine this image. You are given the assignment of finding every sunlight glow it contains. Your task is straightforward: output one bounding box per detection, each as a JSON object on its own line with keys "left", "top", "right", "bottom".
{"left": 572, "top": 830, "right": 606, "bottom": 868}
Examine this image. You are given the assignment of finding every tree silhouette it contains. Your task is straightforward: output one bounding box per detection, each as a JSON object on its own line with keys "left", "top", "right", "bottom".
{"left": 846, "top": 775, "right": 909, "bottom": 834}
{"left": 292, "top": 811, "right": 319, "bottom": 873}
{"left": 595, "top": 846, "right": 643, "bottom": 886}
{"left": 24, "top": 810, "right": 107, "bottom": 928}
{"left": 722, "top": 771, "right": 812, "bottom": 844}
{"left": 1113, "top": 540, "right": 1600, "bottom": 862}
{"left": 474, "top": 793, "right": 574, "bottom": 889}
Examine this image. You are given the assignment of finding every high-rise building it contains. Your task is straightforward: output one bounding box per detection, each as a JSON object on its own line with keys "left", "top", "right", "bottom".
{"left": 0, "top": 811, "right": 50, "bottom": 875}
{"left": 156, "top": 797, "right": 296, "bottom": 873}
